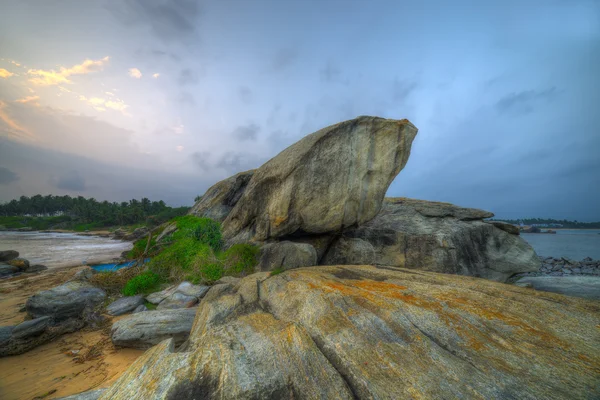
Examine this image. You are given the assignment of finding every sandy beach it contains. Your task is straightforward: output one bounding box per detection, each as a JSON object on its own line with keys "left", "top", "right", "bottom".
{"left": 0, "top": 267, "right": 143, "bottom": 400}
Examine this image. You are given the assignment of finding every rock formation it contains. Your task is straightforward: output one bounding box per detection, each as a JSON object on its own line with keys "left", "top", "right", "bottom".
{"left": 335, "top": 198, "right": 540, "bottom": 281}
{"left": 97, "top": 266, "right": 600, "bottom": 399}
{"left": 222, "top": 116, "right": 418, "bottom": 242}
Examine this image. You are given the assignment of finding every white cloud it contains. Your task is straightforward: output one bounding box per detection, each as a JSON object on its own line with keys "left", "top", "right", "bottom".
{"left": 27, "top": 56, "right": 110, "bottom": 85}
{"left": 15, "top": 95, "right": 40, "bottom": 104}
{"left": 152, "top": 73, "right": 160, "bottom": 79}
{"left": 176, "top": 145, "right": 184, "bottom": 152}
{"left": 0, "top": 68, "right": 14, "bottom": 78}
{"left": 128, "top": 68, "right": 142, "bottom": 79}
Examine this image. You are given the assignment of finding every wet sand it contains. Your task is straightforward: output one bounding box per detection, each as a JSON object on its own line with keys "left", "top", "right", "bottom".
{"left": 0, "top": 267, "right": 144, "bottom": 399}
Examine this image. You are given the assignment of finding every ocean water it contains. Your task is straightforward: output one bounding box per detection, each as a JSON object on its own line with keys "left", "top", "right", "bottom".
{"left": 0, "top": 231, "right": 132, "bottom": 268}
{"left": 521, "top": 229, "right": 600, "bottom": 260}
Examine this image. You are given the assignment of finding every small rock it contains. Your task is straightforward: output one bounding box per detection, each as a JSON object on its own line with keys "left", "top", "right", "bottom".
{"left": 25, "top": 264, "right": 48, "bottom": 273}
{"left": 561, "top": 257, "right": 576, "bottom": 265}
{"left": 11, "top": 316, "right": 52, "bottom": 339}
{"left": 0, "top": 250, "right": 19, "bottom": 262}
{"left": 106, "top": 295, "right": 145, "bottom": 316}
{"left": 132, "top": 304, "right": 148, "bottom": 313}
{"left": 0, "top": 263, "right": 19, "bottom": 277}
{"left": 572, "top": 267, "right": 581, "bottom": 274}
{"left": 156, "top": 292, "right": 198, "bottom": 310}
{"left": 549, "top": 272, "right": 563, "bottom": 276}
{"left": 174, "top": 281, "right": 210, "bottom": 299}
{"left": 146, "top": 286, "right": 177, "bottom": 305}
{"left": 7, "top": 258, "right": 30, "bottom": 270}
{"left": 26, "top": 281, "right": 106, "bottom": 321}
{"left": 70, "top": 267, "right": 96, "bottom": 281}
{"left": 562, "top": 269, "right": 573, "bottom": 275}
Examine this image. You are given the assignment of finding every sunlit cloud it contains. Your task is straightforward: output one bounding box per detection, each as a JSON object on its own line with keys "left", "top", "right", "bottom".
{"left": 78, "top": 94, "right": 130, "bottom": 115}
{"left": 10, "top": 60, "right": 21, "bottom": 67}
{"left": 0, "top": 68, "right": 14, "bottom": 78}
{"left": 128, "top": 68, "right": 142, "bottom": 79}
{"left": 176, "top": 145, "right": 184, "bottom": 152}
{"left": 152, "top": 73, "right": 160, "bottom": 79}
{"left": 58, "top": 86, "right": 72, "bottom": 93}
{"left": 15, "top": 95, "right": 40, "bottom": 104}
{"left": 27, "top": 56, "right": 110, "bottom": 86}
{"left": 105, "top": 91, "right": 115, "bottom": 96}
{"left": 172, "top": 124, "right": 184, "bottom": 134}
{"left": 0, "top": 101, "right": 35, "bottom": 140}
{"left": 28, "top": 88, "right": 35, "bottom": 94}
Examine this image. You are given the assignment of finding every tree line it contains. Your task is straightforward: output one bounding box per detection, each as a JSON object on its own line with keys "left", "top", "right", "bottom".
{"left": 0, "top": 194, "right": 189, "bottom": 228}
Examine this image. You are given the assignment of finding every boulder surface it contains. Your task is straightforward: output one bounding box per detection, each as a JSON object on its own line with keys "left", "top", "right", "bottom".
{"left": 223, "top": 116, "right": 418, "bottom": 242}
{"left": 26, "top": 281, "right": 106, "bottom": 321}
{"left": 343, "top": 198, "right": 539, "bottom": 281}
{"left": 98, "top": 266, "right": 599, "bottom": 399}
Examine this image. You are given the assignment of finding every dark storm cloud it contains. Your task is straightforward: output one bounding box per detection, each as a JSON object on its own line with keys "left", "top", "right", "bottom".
{"left": 0, "top": 167, "right": 19, "bottom": 185}
{"left": 178, "top": 68, "right": 200, "bottom": 86}
{"left": 215, "top": 152, "right": 265, "bottom": 174}
{"left": 108, "top": 0, "right": 200, "bottom": 42}
{"left": 55, "top": 170, "right": 86, "bottom": 191}
{"left": 496, "top": 87, "right": 559, "bottom": 115}
{"left": 191, "top": 151, "right": 211, "bottom": 171}
{"left": 238, "top": 86, "right": 253, "bottom": 104}
{"left": 232, "top": 124, "right": 260, "bottom": 141}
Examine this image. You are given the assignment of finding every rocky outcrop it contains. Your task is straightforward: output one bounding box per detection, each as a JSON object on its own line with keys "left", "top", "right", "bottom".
{"left": 0, "top": 249, "right": 19, "bottom": 262}
{"left": 111, "top": 308, "right": 197, "bottom": 349}
{"left": 56, "top": 389, "right": 107, "bottom": 400}
{"left": 189, "top": 169, "right": 255, "bottom": 222}
{"left": 341, "top": 198, "right": 539, "bottom": 281}
{"left": 97, "top": 266, "right": 600, "bottom": 399}
{"left": 485, "top": 220, "right": 520, "bottom": 235}
{"left": 0, "top": 316, "right": 83, "bottom": 357}
{"left": 222, "top": 116, "right": 418, "bottom": 242}
{"left": 257, "top": 241, "right": 317, "bottom": 271}
{"left": 26, "top": 280, "right": 106, "bottom": 321}
{"left": 106, "top": 295, "right": 145, "bottom": 316}
{"left": 321, "top": 237, "right": 375, "bottom": 265}
{"left": 147, "top": 282, "right": 209, "bottom": 309}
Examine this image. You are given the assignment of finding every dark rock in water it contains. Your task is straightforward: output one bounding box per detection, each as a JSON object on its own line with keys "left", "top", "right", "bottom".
{"left": 321, "top": 237, "right": 376, "bottom": 265}
{"left": 98, "top": 267, "right": 600, "bottom": 399}
{"left": 7, "top": 257, "right": 30, "bottom": 270}
{"left": 106, "top": 295, "right": 145, "bottom": 316}
{"left": 257, "top": 241, "right": 317, "bottom": 271}
{"left": 0, "top": 250, "right": 19, "bottom": 262}
{"left": 25, "top": 264, "right": 48, "bottom": 273}
{"left": 111, "top": 308, "right": 197, "bottom": 349}
{"left": 189, "top": 169, "right": 255, "bottom": 222}
{"left": 26, "top": 281, "right": 106, "bottom": 321}
{"left": 0, "top": 263, "right": 19, "bottom": 277}
{"left": 341, "top": 198, "right": 540, "bottom": 282}
{"left": 223, "top": 116, "right": 418, "bottom": 242}
{"left": 55, "top": 388, "right": 107, "bottom": 400}
{"left": 485, "top": 220, "right": 520, "bottom": 235}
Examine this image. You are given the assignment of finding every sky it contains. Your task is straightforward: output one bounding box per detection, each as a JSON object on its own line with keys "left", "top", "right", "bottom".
{"left": 0, "top": 0, "right": 599, "bottom": 220}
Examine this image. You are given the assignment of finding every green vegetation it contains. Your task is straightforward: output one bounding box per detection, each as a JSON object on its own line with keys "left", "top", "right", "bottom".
{"left": 270, "top": 267, "right": 285, "bottom": 276}
{"left": 128, "top": 216, "right": 259, "bottom": 285}
{"left": 490, "top": 218, "right": 600, "bottom": 229}
{"left": 126, "top": 236, "right": 158, "bottom": 259}
{"left": 122, "top": 271, "right": 162, "bottom": 296}
{"left": 0, "top": 194, "right": 189, "bottom": 231}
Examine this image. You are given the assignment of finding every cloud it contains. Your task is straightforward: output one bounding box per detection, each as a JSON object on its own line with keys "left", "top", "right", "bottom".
{"left": 319, "top": 62, "right": 342, "bottom": 82}
{"left": 178, "top": 91, "right": 195, "bottom": 105}
{"left": 78, "top": 95, "right": 130, "bottom": 115}
{"left": 0, "top": 101, "right": 35, "bottom": 140}
{"left": 14, "top": 95, "right": 40, "bottom": 104}
{"left": 191, "top": 151, "right": 211, "bottom": 171}
{"left": 27, "top": 56, "right": 110, "bottom": 85}
{"left": 105, "top": 91, "right": 115, "bottom": 96}
{"left": 271, "top": 47, "right": 298, "bottom": 71}
{"left": 108, "top": 0, "right": 201, "bottom": 42}
{"left": 153, "top": 73, "right": 160, "bottom": 78}
{"left": 215, "top": 152, "right": 265, "bottom": 174}
{"left": 55, "top": 170, "right": 86, "bottom": 191}
{"left": 176, "top": 145, "right": 184, "bottom": 152}
{"left": 232, "top": 123, "right": 260, "bottom": 141}
{"left": 128, "top": 68, "right": 142, "bottom": 78}
{"left": 496, "top": 87, "right": 559, "bottom": 115}
{"left": 178, "top": 68, "right": 199, "bottom": 85}
{"left": 238, "top": 86, "right": 253, "bottom": 104}
{"left": 0, "top": 68, "right": 14, "bottom": 78}
{"left": 0, "top": 167, "right": 19, "bottom": 185}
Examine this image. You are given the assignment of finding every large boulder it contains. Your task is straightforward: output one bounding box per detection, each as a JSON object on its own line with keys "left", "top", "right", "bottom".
{"left": 321, "top": 237, "right": 376, "bottom": 265}
{"left": 97, "top": 266, "right": 599, "bottom": 399}
{"left": 26, "top": 281, "right": 107, "bottom": 321}
{"left": 257, "top": 241, "right": 317, "bottom": 272}
{"left": 189, "top": 169, "right": 255, "bottom": 222}
{"left": 111, "top": 308, "right": 197, "bottom": 349}
{"left": 0, "top": 263, "right": 19, "bottom": 277}
{"left": 222, "top": 116, "right": 418, "bottom": 242}
{"left": 342, "top": 198, "right": 540, "bottom": 281}
{"left": 0, "top": 250, "right": 19, "bottom": 262}
{"left": 147, "top": 282, "right": 209, "bottom": 309}
{"left": 7, "top": 257, "right": 30, "bottom": 270}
